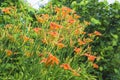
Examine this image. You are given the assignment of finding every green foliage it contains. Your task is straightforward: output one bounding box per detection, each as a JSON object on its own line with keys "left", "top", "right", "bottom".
{"left": 0, "top": 0, "right": 120, "bottom": 79}
{"left": 50, "top": 0, "right": 120, "bottom": 80}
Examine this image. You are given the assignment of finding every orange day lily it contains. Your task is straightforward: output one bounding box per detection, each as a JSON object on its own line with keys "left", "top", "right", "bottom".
{"left": 84, "top": 53, "right": 97, "bottom": 62}
{"left": 49, "top": 31, "right": 59, "bottom": 37}
{"left": 56, "top": 43, "right": 65, "bottom": 49}
{"left": 78, "top": 39, "right": 86, "bottom": 45}
{"left": 68, "top": 19, "right": 76, "bottom": 24}
{"left": 60, "top": 63, "right": 72, "bottom": 70}
{"left": 23, "top": 36, "right": 29, "bottom": 42}
{"left": 74, "top": 29, "right": 80, "bottom": 35}
{"left": 41, "top": 53, "right": 59, "bottom": 66}
{"left": 33, "top": 28, "right": 41, "bottom": 33}
{"left": 94, "top": 31, "right": 102, "bottom": 36}
{"left": 2, "top": 7, "right": 11, "bottom": 14}
{"left": 60, "top": 63, "right": 80, "bottom": 76}
{"left": 74, "top": 47, "right": 81, "bottom": 53}
{"left": 50, "top": 22, "right": 63, "bottom": 30}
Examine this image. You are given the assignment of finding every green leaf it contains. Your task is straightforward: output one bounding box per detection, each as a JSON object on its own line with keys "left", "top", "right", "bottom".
{"left": 111, "top": 33, "right": 118, "bottom": 39}
{"left": 91, "top": 18, "right": 101, "bottom": 25}
{"left": 71, "top": 1, "right": 77, "bottom": 8}
{"left": 99, "top": 67, "right": 103, "bottom": 71}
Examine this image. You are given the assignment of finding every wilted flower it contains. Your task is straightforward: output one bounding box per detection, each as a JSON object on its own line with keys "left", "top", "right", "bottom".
{"left": 93, "top": 63, "right": 99, "bottom": 69}
{"left": 5, "top": 50, "right": 12, "bottom": 56}
{"left": 55, "top": 7, "right": 60, "bottom": 13}
{"left": 88, "top": 33, "right": 94, "bottom": 37}
{"left": 58, "top": 37, "right": 64, "bottom": 43}
{"left": 42, "top": 38, "right": 48, "bottom": 44}
{"left": 25, "top": 52, "right": 31, "bottom": 57}
{"left": 84, "top": 20, "right": 91, "bottom": 25}
{"left": 71, "top": 70, "right": 80, "bottom": 76}
{"left": 37, "top": 17, "right": 44, "bottom": 23}
{"left": 74, "top": 14, "right": 81, "bottom": 19}
{"left": 83, "top": 38, "right": 93, "bottom": 43}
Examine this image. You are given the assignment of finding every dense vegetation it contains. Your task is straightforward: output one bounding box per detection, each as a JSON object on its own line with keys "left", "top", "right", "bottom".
{"left": 0, "top": 0, "right": 120, "bottom": 80}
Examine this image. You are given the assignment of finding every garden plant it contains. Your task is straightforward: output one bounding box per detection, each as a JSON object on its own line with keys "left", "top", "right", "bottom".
{"left": 0, "top": 0, "right": 120, "bottom": 80}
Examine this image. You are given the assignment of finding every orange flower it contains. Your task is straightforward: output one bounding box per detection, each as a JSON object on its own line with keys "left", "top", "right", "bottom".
{"left": 33, "top": 28, "right": 41, "bottom": 33}
{"left": 41, "top": 54, "right": 59, "bottom": 66}
{"left": 68, "top": 19, "right": 76, "bottom": 24}
{"left": 56, "top": 43, "right": 65, "bottom": 49}
{"left": 42, "top": 14, "right": 49, "bottom": 20}
{"left": 36, "top": 14, "right": 49, "bottom": 23}
{"left": 84, "top": 53, "right": 97, "bottom": 62}
{"left": 60, "top": 63, "right": 72, "bottom": 70}
{"left": 23, "top": 36, "right": 29, "bottom": 42}
{"left": 2, "top": 7, "right": 11, "bottom": 14}
{"left": 78, "top": 39, "right": 86, "bottom": 45}
{"left": 74, "top": 47, "right": 81, "bottom": 53}
{"left": 50, "top": 22, "right": 63, "bottom": 30}
{"left": 49, "top": 31, "right": 59, "bottom": 37}
{"left": 94, "top": 31, "right": 102, "bottom": 36}
{"left": 5, "top": 50, "right": 12, "bottom": 56}
{"left": 93, "top": 63, "right": 99, "bottom": 69}
{"left": 74, "top": 29, "right": 79, "bottom": 35}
